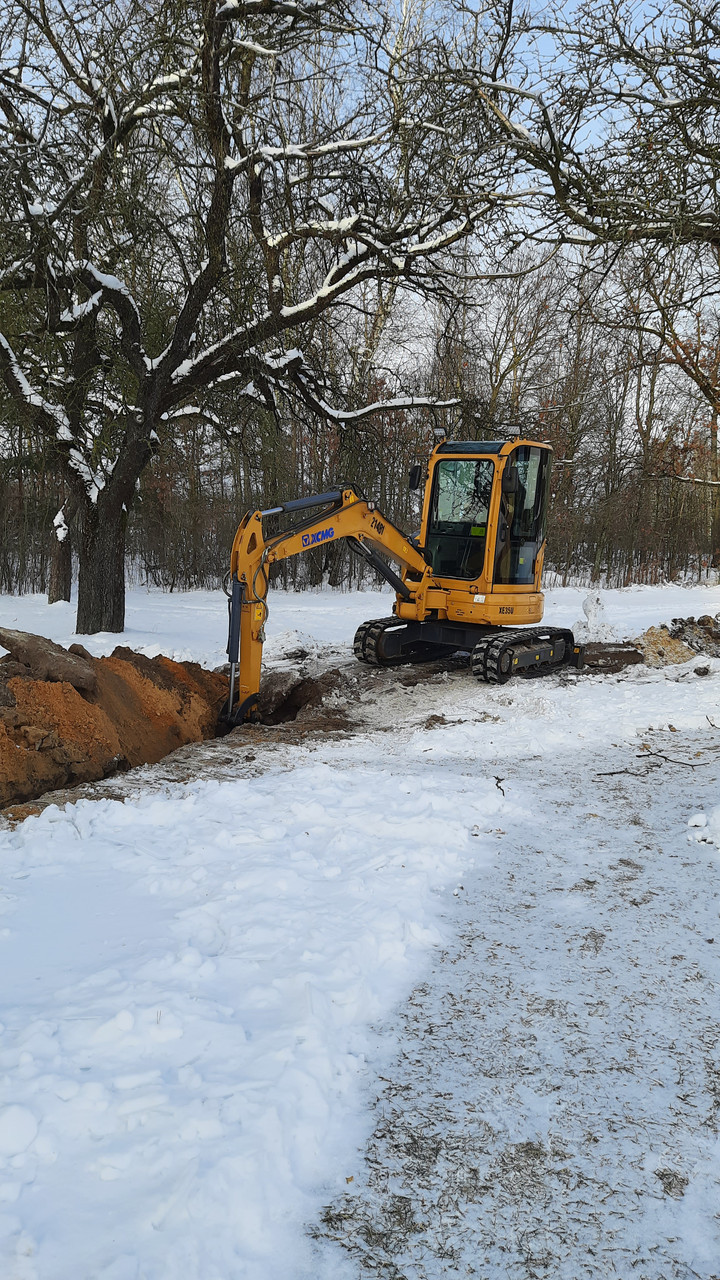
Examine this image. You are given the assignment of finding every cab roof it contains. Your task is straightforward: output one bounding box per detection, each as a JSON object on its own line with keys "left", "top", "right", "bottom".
{"left": 435, "top": 439, "right": 550, "bottom": 455}
{"left": 436, "top": 440, "right": 506, "bottom": 454}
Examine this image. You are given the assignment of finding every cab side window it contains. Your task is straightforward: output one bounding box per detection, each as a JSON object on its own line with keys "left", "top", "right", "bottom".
{"left": 494, "top": 447, "right": 550, "bottom": 585}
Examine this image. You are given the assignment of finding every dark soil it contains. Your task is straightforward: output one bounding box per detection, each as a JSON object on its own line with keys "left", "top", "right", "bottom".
{"left": 668, "top": 612, "right": 720, "bottom": 657}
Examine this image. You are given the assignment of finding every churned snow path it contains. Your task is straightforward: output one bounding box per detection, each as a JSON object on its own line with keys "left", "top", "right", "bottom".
{"left": 318, "top": 729, "right": 720, "bottom": 1278}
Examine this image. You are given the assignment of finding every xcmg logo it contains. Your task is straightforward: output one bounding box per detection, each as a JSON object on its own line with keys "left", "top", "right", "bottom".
{"left": 302, "top": 526, "right": 334, "bottom": 548}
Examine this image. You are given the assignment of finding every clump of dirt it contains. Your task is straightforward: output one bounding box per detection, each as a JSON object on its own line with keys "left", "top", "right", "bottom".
{"left": 0, "top": 626, "right": 98, "bottom": 691}
{"left": 654, "top": 1167, "right": 689, "bottom": 1199}
{"left": 0, "top": 630, "right": 228, "bottom": 810}
{"left": 632, "top": 625, "right": 696, "bottom": 668}
{"left": 256, "top": 667, "right": 348, "bottom": 726}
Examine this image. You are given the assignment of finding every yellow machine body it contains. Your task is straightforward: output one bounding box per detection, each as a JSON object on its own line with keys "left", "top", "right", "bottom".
{"left": 224, "top": 438, "right": 580, "bottom": 722}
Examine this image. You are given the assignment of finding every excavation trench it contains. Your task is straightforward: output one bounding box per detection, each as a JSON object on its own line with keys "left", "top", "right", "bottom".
{"left": 0, "top": 632, "right": 229, "bottom": 812}
{"left": 0, "top": 629, "right": 354, "bottom": 813}
{"left": 1, "top": 617, "right": 716, "bottom": 816}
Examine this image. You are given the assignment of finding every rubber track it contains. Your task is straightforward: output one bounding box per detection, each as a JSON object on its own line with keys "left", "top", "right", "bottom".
{"left": 353, "top": 617, "right": 403, "bottom": 666}
{"left": 472, "top": 627, "right": 576, "bottom": 685}
{"left": 484, "top": 631, "right": 525, "bottom": 684}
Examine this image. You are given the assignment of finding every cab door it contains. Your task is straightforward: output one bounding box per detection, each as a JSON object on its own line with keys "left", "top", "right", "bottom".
{"left": 425, "top": 456, "right": 495, "bottom": 580}
{"left": 493, "top": 446, "right": 551, "bottom": 586}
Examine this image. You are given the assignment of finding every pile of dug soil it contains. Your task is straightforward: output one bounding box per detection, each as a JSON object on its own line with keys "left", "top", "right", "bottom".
{"left": 632, "top": 613, "right": 720, "bottom": 667}
{"left": 0, "top": 628, "right": 228, "bottom": 810}
{"left": 632, "top": 626, "right": 697, "bottom": 668}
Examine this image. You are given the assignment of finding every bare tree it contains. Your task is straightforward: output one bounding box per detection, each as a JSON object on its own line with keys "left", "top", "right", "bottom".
{"left": 452, "top": 0, "right": 720, "bottom": 247}
{"left": 0, "top": 0, "right": 518, "bottom": 631}
{"left": 448, "top": 0, "right": 720, "bottom": 563}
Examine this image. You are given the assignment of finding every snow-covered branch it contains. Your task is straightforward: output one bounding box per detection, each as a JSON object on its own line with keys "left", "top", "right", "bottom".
{"left": 292, "top": 390, "right": 461, "bottom": 423}
{"left": 0, "top": 333, "right": 72, "bottom": 443}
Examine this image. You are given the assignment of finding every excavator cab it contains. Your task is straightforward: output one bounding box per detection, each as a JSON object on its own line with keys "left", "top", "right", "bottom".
{"left": 222, "top": 435, "right": 582, "bottom": 725}
{"left": 419, "top": 441, "right": 551, "bottom": 587}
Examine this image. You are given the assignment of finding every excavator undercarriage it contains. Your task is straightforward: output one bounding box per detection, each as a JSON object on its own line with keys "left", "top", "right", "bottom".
{"left": 353, "top": 616, "right": 581, "bottom": 685}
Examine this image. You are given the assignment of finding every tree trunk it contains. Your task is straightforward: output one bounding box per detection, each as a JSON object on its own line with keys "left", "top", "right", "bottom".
{"left": 75, "top": 501, "right": 127, "bottom": 634}
{"left": 48, "top": 533, "right": 72, "bottom": 603}
{"left": 711, "top": 413, "right": 720, "bottom": 567}
{"left": 48, "top": 496, "right": 77, "bottom": 603}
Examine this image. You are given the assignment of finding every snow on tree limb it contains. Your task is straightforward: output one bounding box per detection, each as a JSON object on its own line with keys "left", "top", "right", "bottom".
{"left": 0, "top": 333, "right": 73, "bottom": 442}
{"left": 291, "top": 389, "right": 461, "bottom": 423}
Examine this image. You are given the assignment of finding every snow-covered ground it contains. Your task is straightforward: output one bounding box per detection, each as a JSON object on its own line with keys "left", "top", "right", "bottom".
{"left": 320, "top": 732, "right": 720, "bottom": 1278}
{"left": 1, "top": 583, "right": 720, "bottom": 1278}
{"left": 1, "top": 579, "right": 719, "bottom": 668}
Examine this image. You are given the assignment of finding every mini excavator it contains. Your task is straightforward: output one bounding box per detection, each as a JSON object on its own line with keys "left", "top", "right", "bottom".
{"left": 221, "top": 435, "right": 584, "bottom": 725}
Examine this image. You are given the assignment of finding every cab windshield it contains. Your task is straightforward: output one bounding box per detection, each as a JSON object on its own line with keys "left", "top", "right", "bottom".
{"left": 426, "top": 458, "right": 495, "bottom": 579}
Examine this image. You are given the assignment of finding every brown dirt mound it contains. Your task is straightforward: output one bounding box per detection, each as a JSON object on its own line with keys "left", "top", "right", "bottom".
{"left": 632, "top": 625, "right": 696, "bottom": 668}
{"left": 0, "top": 632, "right": 228, "bottom": 810}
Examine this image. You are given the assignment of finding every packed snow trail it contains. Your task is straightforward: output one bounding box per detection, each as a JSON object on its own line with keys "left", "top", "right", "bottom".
{"left": 318, "top": 729, "right": 720, "bottom": 1279}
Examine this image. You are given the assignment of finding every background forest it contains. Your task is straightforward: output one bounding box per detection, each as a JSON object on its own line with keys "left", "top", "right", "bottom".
{"left": 4, "top": 257, "right": 718, "bottom": 596}
{"left": 2, "top": 0, "right": 720, "bottom": 625}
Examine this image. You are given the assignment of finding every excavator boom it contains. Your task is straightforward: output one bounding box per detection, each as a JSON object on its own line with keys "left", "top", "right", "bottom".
{"left": 224, "top": 486, "right": 429, "bottom": 723}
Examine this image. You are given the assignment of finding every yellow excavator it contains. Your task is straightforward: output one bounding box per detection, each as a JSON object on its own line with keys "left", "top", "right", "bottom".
{"left": 222, "top": 435, "right": 583, "bottom": 724}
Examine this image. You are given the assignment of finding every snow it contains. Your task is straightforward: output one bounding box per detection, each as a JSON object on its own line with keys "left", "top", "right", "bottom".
{"left": 83, "top": 264, "right": 133, "bottom": 297}
{"left": 0, "top": 1109, "right": 38, "bottom": 1158}
{"left": 232, "top": 39, "right": 276, "bottom": 57}
{"left": 0, "top": 581, "right": 720, "bottom": 1275}
{"left": 52, "top": 510, "right": 68, "bottom": 544}
{"left": 1, "top": 581, "right": 718, "bottom": 668}
{"left": 59, "top": 290, "right": 102, "bottom": 324}
{"left": 689, "top": 805, "right": 720, "bottom": 850}
{"left": 0, "top": 767, "right": 472, "bottom": 1278}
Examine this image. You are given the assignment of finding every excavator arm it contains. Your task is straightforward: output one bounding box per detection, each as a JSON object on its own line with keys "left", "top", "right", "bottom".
{"left": 223, "top": 486, "right": 429, "bottom": 724}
